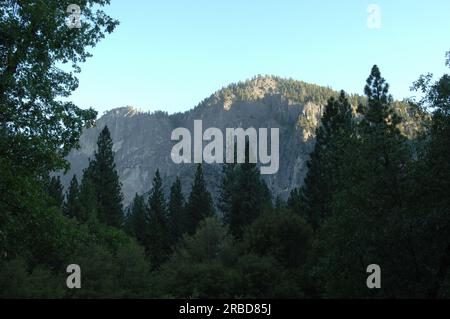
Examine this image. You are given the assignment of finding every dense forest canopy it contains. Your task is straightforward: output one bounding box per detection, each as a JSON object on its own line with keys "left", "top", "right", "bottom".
{"left": 0, "top": 0, "right": 449, "bottom": 299}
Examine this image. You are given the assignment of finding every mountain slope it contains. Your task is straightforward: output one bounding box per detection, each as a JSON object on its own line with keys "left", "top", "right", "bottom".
{"left": 61, "top": 76, "right": 423, "bottom": 206}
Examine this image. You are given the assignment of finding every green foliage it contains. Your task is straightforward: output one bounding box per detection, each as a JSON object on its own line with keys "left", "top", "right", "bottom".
{"left": 151, "top": 217, "right": 237, "bottom": 298}
{"left": 361, "top": 65, "right": 397, "bottom": 125}
{"left": 238, "top": 208, "right": 314, "bottom": 295}
{"left": 409, "top": 57, "right": 450, "bottom": 297}
{"left": 148, "top": 170, "right": 167, "bottom": 223}
{"left": 146, "top": 169, "right": 171, "bottom": 269}
{"left": 77, "top": 165, "right": 98, "bottom": 223}
{"left": 152, "top": 214, "right": 310, "bottom": 298}
{"left": 287, "top": 187, "right": 302, "bottom": 214}
{"left": 220, "top": 145, "right": 272, "bottom": 238}
{"left": 0, "top": 258, "right": 65, "bottom": 298}
{"left": 64, "top": 175, "right": 82, "bottom": 219}
{"left": 235, "top": 252, "right": 308, "bottom": 298}
{"left": 125, "top": 193, "right": 147, "bottom": 246}
{"left": 68, "top": 239, "right": 150, "bottom": 299}
{"left": 218, "top": 163, "right": 236, "bottom": 222}
{"left": 0, "top": 0, "right": 155, "bottom": 299}
{"left": 45, "top": 175, "right": 64, "bottom": 209}
{"left": 307, "top": 64, "right": 450, "bottom": 298}
{"left": 185, "top": 164, "right": 214, "bottom": 235}
{"left": 168, "top": 177, "right": 186, "bottom": 243}
{"left": 0, "top": 0, "right": 448, "bottom": 298}
{"left": 309, "top": 66, "right": 410, "bottom": 297}
{"left": 0, "top": 202, "right": 150, "bottom": 298}
{"left": 293, "top": 91, "right": 354, "bottom": 229}
{"left": 214, "top": 75, "right": 337, "bottom": 106}
{"left": 66, "top": 127, "right": 123, "bottom": 226}
{"left": 243, "top": 209, "right": 313, "bottom": 270}
{"left": 0, "top": 0, "right": 118, "bottom": 174}
{"left": 88, "top": 126, "right": 124, "bottom": 227}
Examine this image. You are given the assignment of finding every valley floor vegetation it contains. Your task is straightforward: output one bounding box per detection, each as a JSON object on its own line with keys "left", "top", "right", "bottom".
{"left": 1, "top": 1, "right": 449, "bottom": 298}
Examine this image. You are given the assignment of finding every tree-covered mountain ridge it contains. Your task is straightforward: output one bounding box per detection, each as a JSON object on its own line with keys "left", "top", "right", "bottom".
{"left": 63, "top": 75, "right": 426, "bottom": 205}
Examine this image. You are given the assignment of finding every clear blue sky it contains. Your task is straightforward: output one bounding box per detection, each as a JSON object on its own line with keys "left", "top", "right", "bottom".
{"left": 68, "top": 0, "right": 450, "bottom": 115}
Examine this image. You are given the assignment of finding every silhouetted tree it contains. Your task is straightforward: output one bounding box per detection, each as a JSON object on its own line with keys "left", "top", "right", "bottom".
{"left": 64, "top": 175, "right": 82, "bottom": 219}
{"left": 146, "top": 169, "right": 170, "bottom": 269}
{"left": 78, "top": 165, "right": 98, "bottom": 223}
{"left": 185, "top": 165, "right": 214, "bottom": 235}
{"left": 45, "top": 176, "right": 64, "bottom": 209}
{"left": 125, "top": 193, "right": 147, "bottom": 246}
{"left": 311, "top": 66, "right": 414, "bottom": 297}
{"left": 297, "top": 91, "right": 353, "bottom": 229}
{"left": 168, "top": 177, "right": 186, "bottom": 242}
{"left": 89, "top": 126, "right": 124, "bottom": 228}
{"left": 220, "top": 144, "right": 272, "bottom": 238}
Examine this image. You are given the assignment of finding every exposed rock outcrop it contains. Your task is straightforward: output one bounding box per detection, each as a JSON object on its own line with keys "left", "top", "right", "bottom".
{"left": 61, "top": 76, "right": 421, "bottom": 206}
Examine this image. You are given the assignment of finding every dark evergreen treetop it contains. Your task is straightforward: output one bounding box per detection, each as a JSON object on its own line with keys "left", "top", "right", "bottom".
{"left": 319, "top": 91, "right": 354, "bottom": 140}
{"left": 125, "top": 193, "right": 147, "bottom": 246}
{"left": 168, "top": 176, "right": 186, "bottom": 242}
{"left": 147, "top": 169, "right": 171, "bottom": 269}
{"left": 411, "top": 54, "right": 450, "bottom": 297}
{"left": 364, "top": 65, "right": 392, "bottom": 103}
{"left": 64, "top": 175, "right": 81, "bottom": 219}
{"left": 297, "top": 91, "right": 353, "bottom": 229}
{"left": 45, "top": 175, "right": 64, "bottom": 209}
{"left": 89, "top": 126, "right": 124, "bottom": 228}
{"left": 77, "top": 164, "right": 98, "bottom": 223}
{"left": 220, "top": 143, "right": 272, "bottom": 238}
{"left": 218, "top": 163, "right": 236, "bottom": 222}
{"left": 148, "top": 169, "right": 167, "bottom": 225}
{"left": 361, "top": 65, "right": 399, "bottom": 128}
{"left": 185, "top": 164, "right": 214, "bottom": 235}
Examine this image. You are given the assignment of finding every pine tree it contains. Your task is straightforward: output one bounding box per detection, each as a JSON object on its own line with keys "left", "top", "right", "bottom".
{"left": 220, "top": 143, "right": 272, "bottom": 238}
{"left": 295, "top": 90, "right": 353, "bottom": 229}
{"left": 185, "top": 164, "right": 214, "bottom": 235}
{"left": 45, "top": 176, "right": 64, "bottom": 209}
{"left": 89, "top": 126, "right": 124, "bottom": 228}
{"left": 125, "top": 193, "right": 147, "bottom": 246}
{"left": 148, "top": 170, "right": 167, "bottom": 225}
{"left": 287, "top": 188, "right": 302, "bottom": 214}
{"left": 78, "top": 165, "right": 98, "bottom": 223}
{"left": 146, "top": 169, "right": 170, "bottom": 268}
{"left": 218, "top": 163, "right": 236, "bottom": 224}
{"left": 362, "top": 65, "right": 398, "bottom": 126}
{"left": 355, "top": 65, "right": 408, "bottom": 209}
{"left": 411, "top": 57, "right": 450, "bottom": 297}
{"left": 168, "top": 177, "right": 186, "bottom": 242}
{"left": 232, "top": 151, "right": 267, "bottom": 237}
{"left": 312, "top": 66, "right": 413, "bottom": 297}
{"left": 65, "top": 175, "right": 82, "bottom": 219}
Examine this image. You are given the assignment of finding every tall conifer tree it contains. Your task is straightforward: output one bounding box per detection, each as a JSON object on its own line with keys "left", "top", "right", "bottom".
{"left": 293, "top": 90, "right": 353, "bottom": 229}
{"left": 78, "top": 165, "right": 98, "bottom": 223}
{"left": 89, "top": 126, "right": 124, "bottom": 228}
{"left": 147, "top": 169, "right": 170, "bottom": 268}
{"left": 65, "top": 175, "right": 82, "bottom": 219}
{"left": 312, "top": 66, "right": 413, "bottom": 297}
{"left": 220, "top": 143, "right": 272, "bottom": 237}
{"left": 168, "top": 177, "right": 186, "bottom": 242}
{"left": 185, "top": 165, "right": 214, "bottom": 235}
{"left": 45, "top": 176, "right": 64, "bottom": 209}
{"left": 125, "top": 193, "right": 147, "bottom": 246}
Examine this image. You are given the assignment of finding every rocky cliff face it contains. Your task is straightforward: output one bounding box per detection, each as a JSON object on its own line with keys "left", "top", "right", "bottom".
{"left": 61, "top": 76, "right": 420, "bottom": 206}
